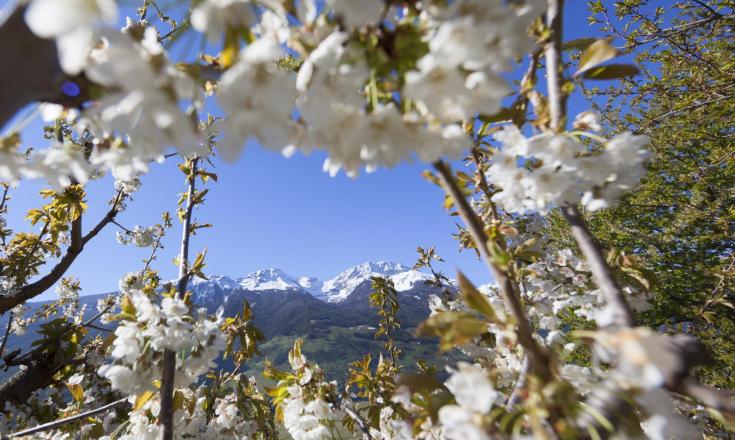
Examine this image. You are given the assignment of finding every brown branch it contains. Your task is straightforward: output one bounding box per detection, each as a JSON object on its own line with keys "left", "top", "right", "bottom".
{"left": 433, "top": 160, "right": 553, "bottom": 382}
{"left": 506, "top": 356, "right": 531, "bottom": 410}
{"left": 0, "top": 311, "right": 13, "bottom": 359}
{"left": 636, "top": 95, "right": 734, "bottom": 132}
{"left": 340, "top": 400, "right": 374, "bottom": 440}
{"left": 0, "top": 190, "right": 125, "bottom": 314}
{"left": 544, "top": 0, "right": 566, "bottom": 132}
{"left": 0, "top": 337, "right": 81, "bottom": 403}
{"left": 159, "top": 157, "right": 199, "bottom": 440}
{"left": 543, "top": 0, "right": 735, "bottom": 419}
{"left": 4, "top": 398, "right": 128, "bottom": 438}
{"left": 561, "top": 205, "right": 636, "bottom": 327}
{"left": 673, "top": 379, "right": 735, "bottom": 416}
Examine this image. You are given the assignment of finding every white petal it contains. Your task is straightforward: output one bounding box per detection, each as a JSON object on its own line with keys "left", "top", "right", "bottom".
{"left": 57, "top": 28, "right": 93, "bottom": 74}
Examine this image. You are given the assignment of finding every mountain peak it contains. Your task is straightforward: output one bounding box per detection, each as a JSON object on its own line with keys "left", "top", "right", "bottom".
{"left": 321, "top": 261, "right": 413, "bottom": 303}
{"left": 238, "top": 268, "right": 300, "bottom": 291}
{"left": 352, "top": 261, "right": 411, "bottom": 274}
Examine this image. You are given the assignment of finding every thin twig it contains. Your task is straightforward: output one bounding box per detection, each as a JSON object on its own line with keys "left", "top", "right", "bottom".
{"left": 561, "top": 206, "right": 636, "bottom": 327}
{"left": 85, "top": 323, "right": 113, "bottom": 332}
{"left": 506, "top": 356, "right": 531, "bottom": 410}
{"left": 545, "top": 0, "right": 566, "bottom": 132}
{"left": 159, "top": 157, "right": 199, "bottom": 440}
{"left": 340, "top": 400, "right": 374, "bottom": 440}
{"left": 111, "top": 220, "right": 133, "bottom": 234}
{"left": 637, "top": 95, "right": 734, "bottom": 132}
{"left": 433, "top": 160, "right": 553, "bottom": 382}
{"left": 0, "top": 311, "right": 13, "bottom": 359}
{"left": 0, "top": 190, "right": 125, "bottom": 314}
{"left": 5, "top": 398, "right": 128, "bottom": 438}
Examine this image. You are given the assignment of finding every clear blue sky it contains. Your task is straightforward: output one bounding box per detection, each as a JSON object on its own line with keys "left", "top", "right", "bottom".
{"left": 1, "top": 2, "right": 610, "bottom": 300}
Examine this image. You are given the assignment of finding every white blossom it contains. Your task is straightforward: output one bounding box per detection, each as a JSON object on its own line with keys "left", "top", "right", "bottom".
{"left": 486, "top": 126, "right": 649, "bottom": 214}
{"left": 573, "top": 110, "right": 602, "bottom": 132}
{"left": 438, "top": 405, "right": 489, "bottom": 440}
{"left": 83, "top": 28, "right": 202, "bottom": 166}
{"left": 25, "top": 0, "right": 117, "bottom": 74}
{"left": 282, "top": 386, "right": 335, "bottom": 440}
{"left": 97, "top": 364, "right": 136, "bottom": 393}
{"left": 116, "top": 226, "right": 156, "bottom": 247}
{"left": 191, "top": 0, "right": 254, "bottom": 42}
{"left": 23, "top": 146, "right": 91, "bottom": 188}
{"left": 217, "top": 36, "right": 296, "bottom": 160}
{"left": 444, "top": 362, "right": 498, "bottom": 413}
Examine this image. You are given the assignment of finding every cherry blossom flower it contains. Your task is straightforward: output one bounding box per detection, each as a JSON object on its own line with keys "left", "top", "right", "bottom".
{"left": 25, "top": 0, "right": 117, "bottom": 74}
{"left": 190, "top": 0, "right": 254, "bottom": 42}
{"left": 217, "top": 36, "right": 296, "bottom": 160}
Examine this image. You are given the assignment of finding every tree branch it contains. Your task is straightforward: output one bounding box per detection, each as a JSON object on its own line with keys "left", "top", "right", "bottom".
{"left": 0, "top": 311, "right": 13, "bottom": 359}
{"left": 433, "top": 160, "right": 553, "bottom": 382}
{"left": 4, "top": 398, "right": 128, "bottom": 439}
{"left": 0, "top": 190, "right": 125, "bottom": 314}
{"left": 506, "top": 356, "right": 531, "bottom": 410}
{"left": 637, "top": 95, "right": 734, "bottom": 132}
{"left": 674, "top": 379, "right": 735, "bottom": 415}
{"left": 544, "top": 0, "right": 566, "bottom": 132}
{"left": 561, "top": 205, "right": 636, "bottom": 327}
{"left": 340, "top": 400, "right": 374, "bottom": 440}
{"left": 159, "top": 157, "right": 198, "bottom": 440}
{"left": 543, "top": 0, "right": 735, "bottom": 420}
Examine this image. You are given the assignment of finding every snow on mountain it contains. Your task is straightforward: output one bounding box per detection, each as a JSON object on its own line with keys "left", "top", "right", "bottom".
{"left": 478, "top": 283, "right": 498, "bottom": 295}
{"left": 189, "top": 261, "right": 469, "bottom": 304}
{"left": 320, "top": 261, "right": 411, "bottom": 303}
{"left": 238, "top": 268, "right": 301, "bottom": 291}
{"left": 390, "top": 270, "right": 434, "bottom": 291}
{"left": 191, "top": 274, "right": 239, "bottom": 289}
{"left": 296, "top": 276, "right": 325, "bottom": 299}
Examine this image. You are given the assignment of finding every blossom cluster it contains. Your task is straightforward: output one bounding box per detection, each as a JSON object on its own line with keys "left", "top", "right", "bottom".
{"left": 487, "top": 122, "right": 650, "bottom": 214}
{"left": 115, "top": 225, "right": 157, "bottom": 248}
{"left": 523, "top": 248, "right": 651, "bottom": 342}
{"left": 10, "top": 0, "right": 549, "bottom": 183}
{"left": 405, "top": 0, "right": 540, "bottom": 123}
{"left": 97, "top": 290, "right": 223, "bottom": 395}
{"left": 111, "top": 384, "right": 261, "bottom": 440}
{"left": 437, "top": 362, "right": 502, "bottom": 440}
{"left": 267, "top": 340, "right": 340, "bottom": 440}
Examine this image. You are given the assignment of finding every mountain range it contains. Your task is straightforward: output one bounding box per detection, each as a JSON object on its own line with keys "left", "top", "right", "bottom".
{"left": 2, "top": 261, "right": 485, "bottom": 382}
{"left": 190, "top": 260, "right": 440, "bottom": 303}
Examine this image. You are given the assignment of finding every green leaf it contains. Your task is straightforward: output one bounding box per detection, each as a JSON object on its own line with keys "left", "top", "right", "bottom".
{"left": 221, "top": 27, "right": 240, "bottom": 69}
{"left": 172, "top": 390, "right": 185, "bottom": 411}
{"left": 478, "top": 107, "right": 518, "bottom": 124}
{"left": 66, "top": 383, "right": 84, "bottom": 402}
{"left": 576, "top": 39, "right": 619, "bottom": 75}
{"left": 121, "top": 295, "right": 137, "bottom": 315}
{"left": 190, "top": 249, "right": 208, "bottom": 280}
{"left": 581, "top": 64, "right": 640, "bottom": 80}
{"left": 417, "top": 312, "right": 488, "bottom": 352}
{"left": 395, "top": 373, "right": 444, "bottom": 392}
{"left": 563, "top": 37, "right": 597, "bottom": 51}
{"left": 457, "top": 271, "right": 499, "bottom": 322}
{"left": 134, "top": 390, "right": 156, "bottom": 411}
{"left": 488, "top": 241, "right": 512, "bottom": 272}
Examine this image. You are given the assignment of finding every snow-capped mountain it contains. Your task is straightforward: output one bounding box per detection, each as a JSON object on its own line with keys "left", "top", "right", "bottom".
{"left": 238, "top": 268, "right": 301, "bottom": 291}
{"left": 191, "top": 261, "right": 450, "bottom": 304}
{"left": 321, "top": 261, "right": 424, "bottom": 302}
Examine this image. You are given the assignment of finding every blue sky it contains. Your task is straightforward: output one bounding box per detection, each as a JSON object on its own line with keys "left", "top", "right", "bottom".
{"left": 1, "top": 2, "right": 609, "bottom": 300}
